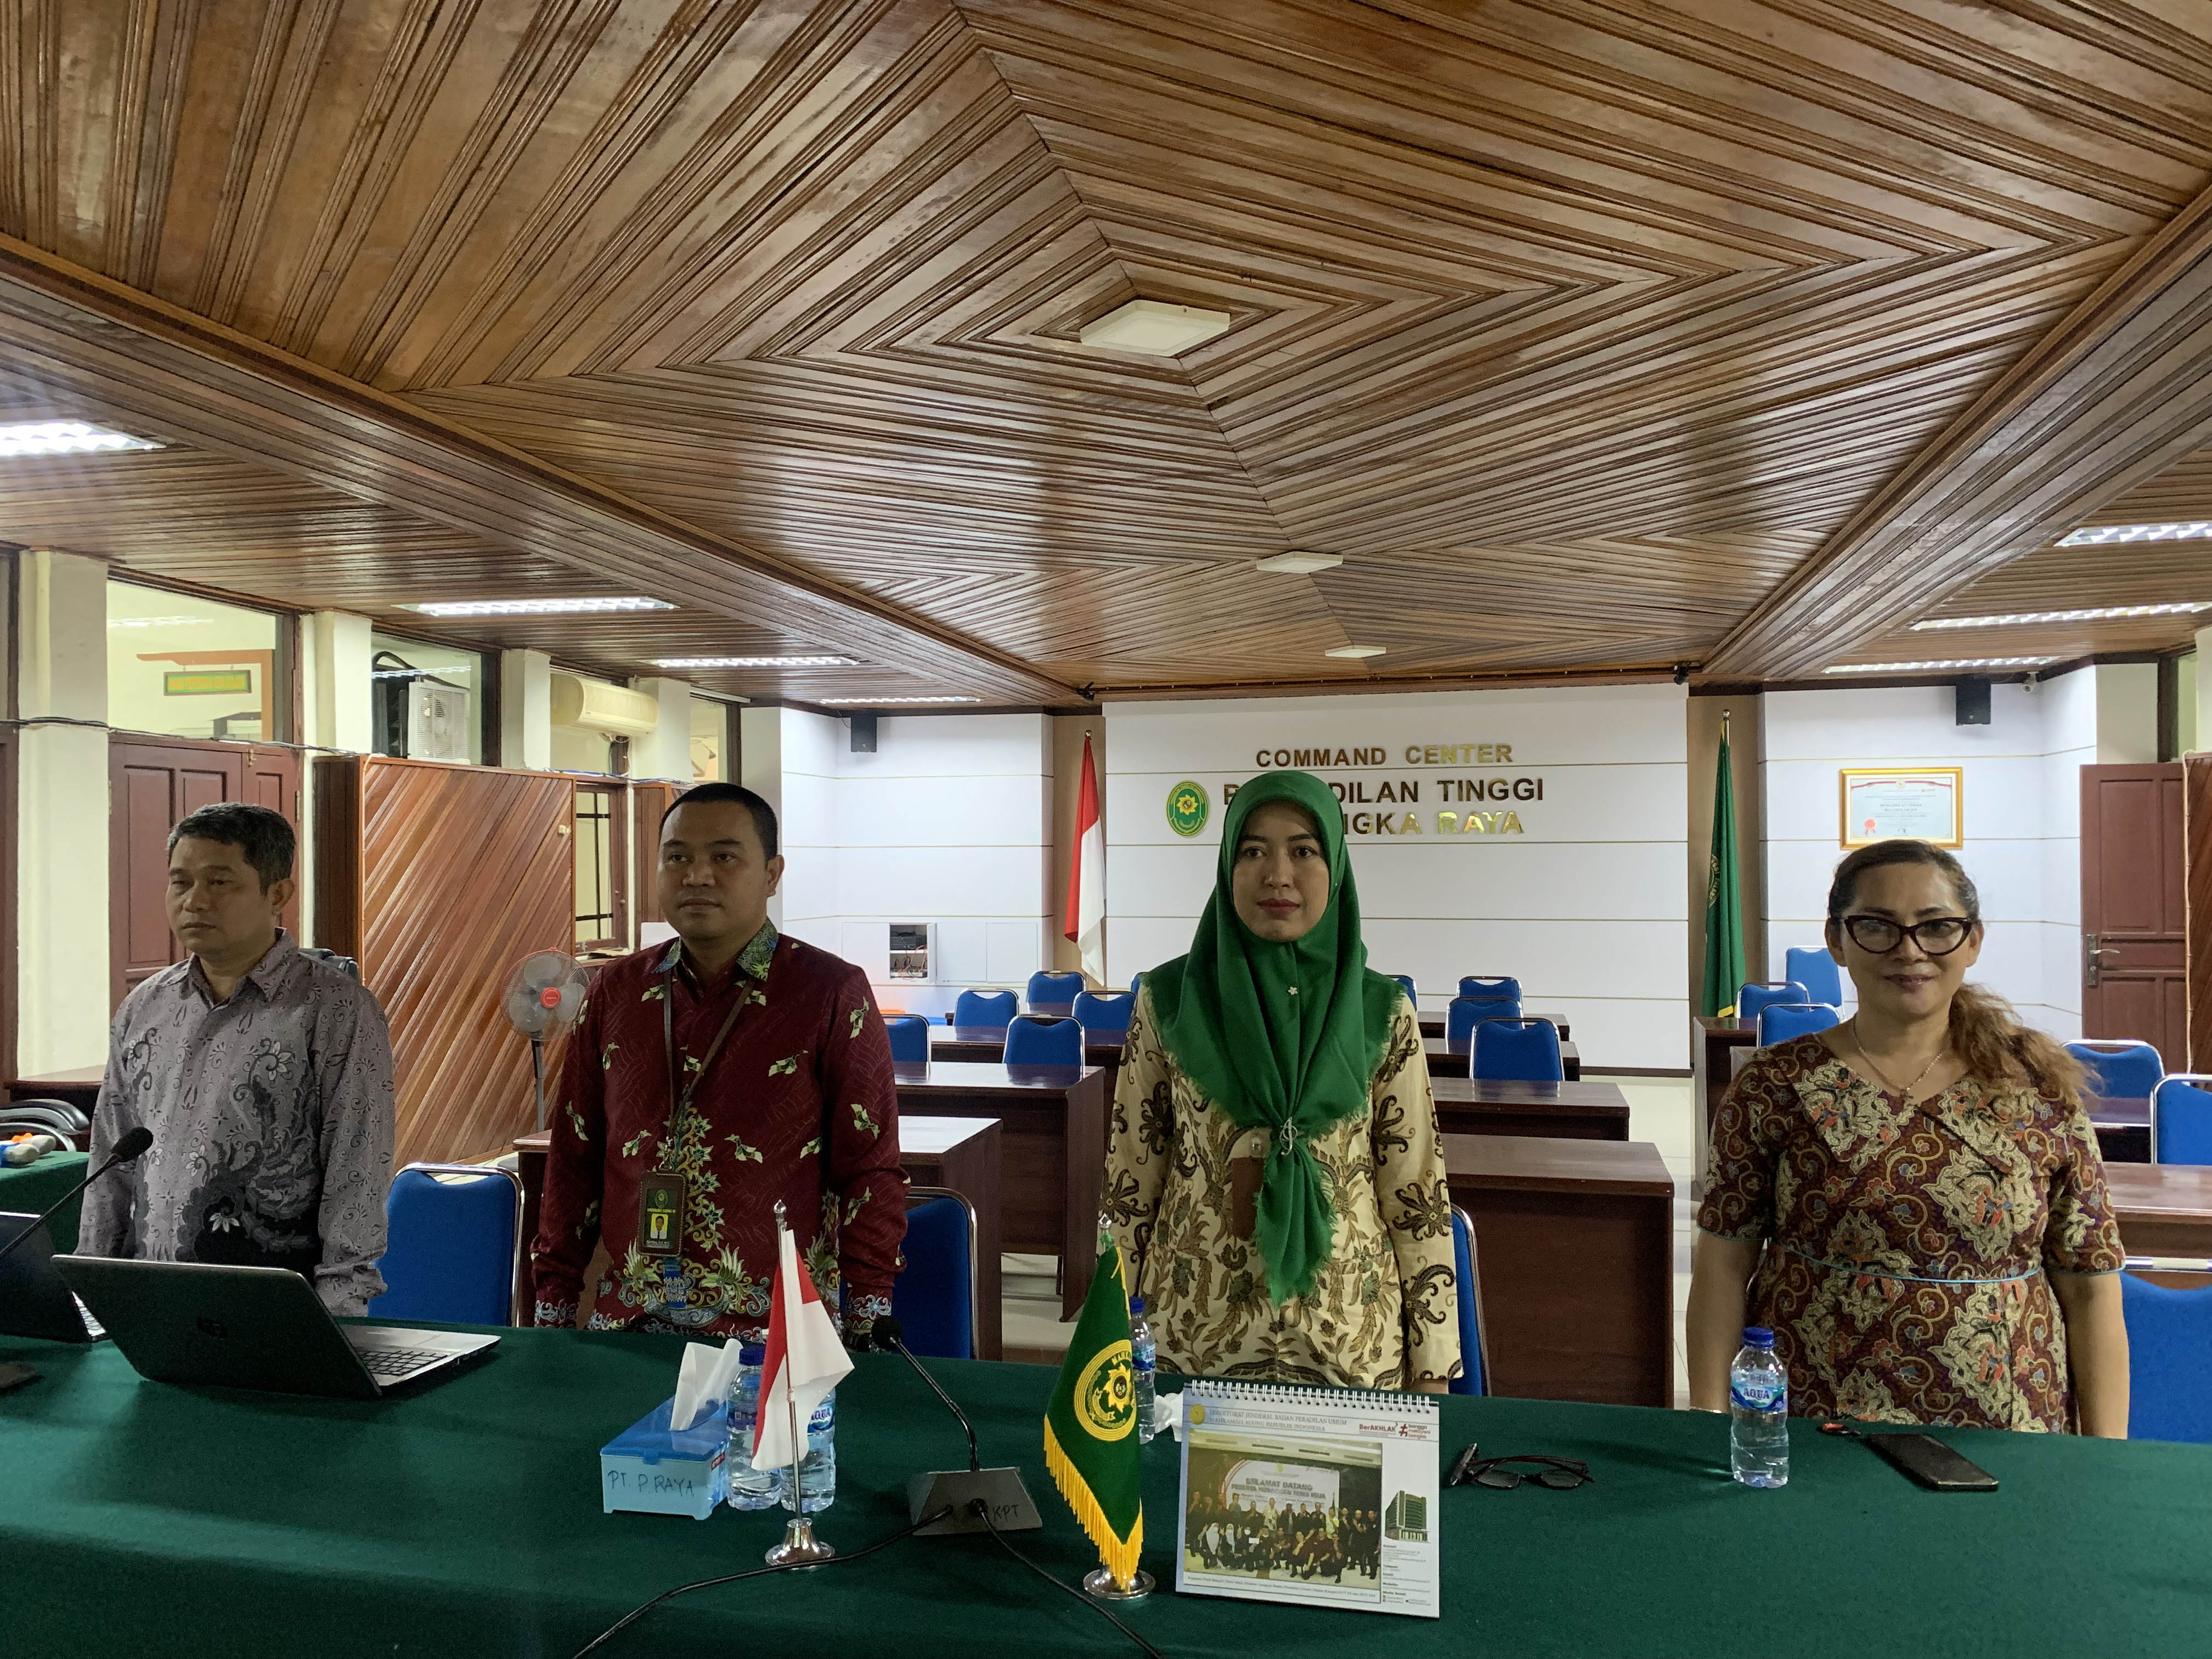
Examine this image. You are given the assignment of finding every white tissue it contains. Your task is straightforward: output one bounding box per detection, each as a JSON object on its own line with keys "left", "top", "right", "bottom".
{"left": 1155, "top": 1391, "right": 1183, "bottom": 1441}
{"left": 672, "top": 1337, "right": 746, "bottom": 1431}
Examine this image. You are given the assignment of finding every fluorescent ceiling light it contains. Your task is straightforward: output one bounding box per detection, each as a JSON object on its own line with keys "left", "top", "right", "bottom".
{"left": 1325, "top": 644, "right": 1387, "bottom": 659}
{"left": 1078, "top": 299, "right": 1233, "bottom": 357}
{"left": 398, "top": 597, "right": 675, "bottom": 617}
{"left": 1912, "top": 601, "right": 2208, "bottom": 630}
{"left": 1822, "top": 656, "right": 2058, "bottom": 675}
{"left": 651, "top": 655, "right": 857, "bottom": 668}
{"left": 819, "top": 696, "right": 980, "bottom": 705}
{"left": 1255, "top": 551, "right": 1345, "bottom": 574}
{"left": 2057, "top": 521, "right": 2212, "bottom": 546}
{"left": 106, "top": 615, "right": 211, "bottom": 629}
{"left": 0, "top": 419, "right": 162, "bottom": 456}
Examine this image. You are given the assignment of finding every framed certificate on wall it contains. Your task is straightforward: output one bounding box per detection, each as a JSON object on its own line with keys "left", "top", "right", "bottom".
{"left": 1839, "top": 769, "right": 1963, "bottom": 848}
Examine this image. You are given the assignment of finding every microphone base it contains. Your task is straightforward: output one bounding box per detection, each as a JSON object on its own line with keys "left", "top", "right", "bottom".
{"left": 907, "top": 1466, "right": 1044, "bottom": 1535}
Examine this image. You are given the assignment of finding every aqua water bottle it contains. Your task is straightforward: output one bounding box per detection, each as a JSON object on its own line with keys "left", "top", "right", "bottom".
{"left": 724, "top": 1345, "right": 778, "bottom": 1510}
{"left": 1729, "top": 1327, "right": 1789, "bottom": 1488}
{"left": 1129, "top": 1296, "right": 1158, "bottom": 1445}
{"left": 777, "top": 1389, "right": 837, "bottom": 1515}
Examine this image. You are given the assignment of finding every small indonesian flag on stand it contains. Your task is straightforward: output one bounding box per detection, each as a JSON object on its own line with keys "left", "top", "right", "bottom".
{"left": 1064, "top": 732, "right": 1105, "bottom": 985}
{"left": 751, "top": 1215, "right": 854, "bottom": 1472}
{"left": 1043, "top": 1234, "right": 1143, "bottom": 1588}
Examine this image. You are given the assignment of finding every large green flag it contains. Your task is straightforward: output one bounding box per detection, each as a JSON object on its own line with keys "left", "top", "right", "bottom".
{"left": 1043, "top": 1238, "right": 1143, "bottom": 1587}
{"left": 1700, "top": 720, "right": 1746, "bottom": 1018}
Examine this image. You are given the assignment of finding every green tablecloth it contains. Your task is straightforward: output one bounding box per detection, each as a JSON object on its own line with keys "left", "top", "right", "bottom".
{"left": 2, "top": 1325, "right": 2208, "bottom": 1658}
{"left": 0, "top": 1149, "right": 87, "bottom": 1251}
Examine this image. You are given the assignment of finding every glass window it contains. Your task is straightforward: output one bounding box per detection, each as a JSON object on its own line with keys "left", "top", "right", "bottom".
{"left": 369, "top": 631, "right": 486, "bottom": 764}
{"left": 690, "top": 697, "right": 732, "bottom": 783}
{"left": 573, "top": 785, "right": 624, "bottom": 951}
{"left": 108, "top": 580, "right": 283, "bottom": 742}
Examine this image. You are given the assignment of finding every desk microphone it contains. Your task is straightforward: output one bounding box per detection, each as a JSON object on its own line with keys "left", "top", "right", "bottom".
{"left": 0, "top": 1126, "right": 152, "bottom": 1266}
{"left": 870, "top": 1316, "right": 1042, "bottom": 1537}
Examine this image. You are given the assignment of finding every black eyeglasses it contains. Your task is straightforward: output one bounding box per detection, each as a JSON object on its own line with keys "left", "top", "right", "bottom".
{"left": 1447, "top": 1451, "right": 1592, "bottom": 1491}
{"left": 1837, "top": 914, "right": 1975, "bottom": 957}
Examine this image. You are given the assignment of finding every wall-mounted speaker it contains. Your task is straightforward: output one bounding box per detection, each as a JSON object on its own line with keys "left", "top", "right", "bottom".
{"left": 1954, "top": 679, "right": 1991, "bottom": 726}
{"left": 850, "top": 713, "right": 878, "bottom": 752}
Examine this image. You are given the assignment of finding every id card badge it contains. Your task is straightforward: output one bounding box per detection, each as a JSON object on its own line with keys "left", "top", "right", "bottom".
{"left": 637, "top": 1173, "right": 687, "bottom": 1257}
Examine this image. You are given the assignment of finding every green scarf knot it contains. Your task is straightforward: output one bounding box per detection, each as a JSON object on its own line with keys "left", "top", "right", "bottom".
{"left": 1146, "top": 770, "right": 1401, "bottom": 1304}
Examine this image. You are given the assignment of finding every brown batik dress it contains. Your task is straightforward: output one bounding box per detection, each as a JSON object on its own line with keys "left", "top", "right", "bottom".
{"left": 1699, "top": 1033, "right": 2125, "bottom": 1432}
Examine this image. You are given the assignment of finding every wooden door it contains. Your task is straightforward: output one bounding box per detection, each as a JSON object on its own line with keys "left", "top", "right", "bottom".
{"left": 109, "top": 738, "right": 301, "bottom": 1007}
{"left": 633, "top": 781, "right": 675, "bottom": 929}
{"left": 2082, "top": 763, "right": 2187, "bottom": 1066}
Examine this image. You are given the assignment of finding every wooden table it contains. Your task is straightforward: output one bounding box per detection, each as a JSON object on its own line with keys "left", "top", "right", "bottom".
{"left": 1430, "top": 1077, "right": 1629, "bottom": 1141}
{"left": 898, "top": 1114, "right": 1003, "bottom": 1359}
{"left": 1443, "top": 1135, "right": 1674, "bottom": 1407}
{"left": 2087, "top": 1096, "right": 2151, "bottom": 1165}
{"left": 1418, "top": 1012, "right": 1572, "bottom": 1041}
{"left": 1425, "top": 1035, "right": 1582, "bottom": 1081}
{"left": 930, "top": 1024, "right": 1125, "bottom": 1069}
{"left": 2107, "top": 1161, "right": 2212, "bottom": 1259}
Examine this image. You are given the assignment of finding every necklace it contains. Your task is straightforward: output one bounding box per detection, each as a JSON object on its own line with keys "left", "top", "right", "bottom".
{"left": 1847, "top": 1019, "right": 1949, "bottom": 1102}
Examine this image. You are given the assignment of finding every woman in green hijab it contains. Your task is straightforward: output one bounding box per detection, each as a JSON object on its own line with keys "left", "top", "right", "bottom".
{"left": 1105, "top": 771, "right": 1458, "bottom": 1391}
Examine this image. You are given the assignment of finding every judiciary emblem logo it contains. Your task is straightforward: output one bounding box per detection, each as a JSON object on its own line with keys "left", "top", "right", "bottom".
{"left": 1166, "top": 780, "right": 1210, "bottom": 838}
{"left": 1075, "top": 1339, "right": 1137, "bottom": 1441}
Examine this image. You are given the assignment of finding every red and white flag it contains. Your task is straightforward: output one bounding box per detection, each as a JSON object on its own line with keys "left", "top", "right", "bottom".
{"left": 1064, "top": 733, "right": 1105, "bottom": 985}
{"left": 749, "top": 1218, "right": 853, "bottom": 1471}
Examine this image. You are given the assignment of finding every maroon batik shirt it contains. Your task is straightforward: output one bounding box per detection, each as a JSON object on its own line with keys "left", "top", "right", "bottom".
{"left": 529, "top": 922, "right": 907, "bottom": 1336}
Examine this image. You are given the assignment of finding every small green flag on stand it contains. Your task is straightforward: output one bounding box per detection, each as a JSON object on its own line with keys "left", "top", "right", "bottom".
{"left": 1700, "top": 715, "right": 1747, "bottom": 1018}
{"left": 1043, "top": 1237, "right": 1143, "bottom": 1588}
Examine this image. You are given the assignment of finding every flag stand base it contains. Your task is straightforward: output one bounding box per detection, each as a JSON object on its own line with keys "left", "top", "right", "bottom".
{"left": 765, "top": 1517, "right": 836, "bottom": 1568}
{"left": 1083, "top": 1567, "right": 1154, "bottom": 1601}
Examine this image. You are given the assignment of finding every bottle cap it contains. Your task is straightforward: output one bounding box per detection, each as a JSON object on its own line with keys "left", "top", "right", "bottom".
{"left": 1742, "top": 1327, "right": 1775, "bottom": 1348}
{"left": 1129, "top": 1296, "right": 1146, "bottom": 1316}
{"left": 740, "top": 1344, "right": 765, "bottom": 1365}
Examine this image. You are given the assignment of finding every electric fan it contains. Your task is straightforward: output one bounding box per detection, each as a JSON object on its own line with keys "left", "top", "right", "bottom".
{"left": 501, "top": 950, "right": 590, "bottom": 1130}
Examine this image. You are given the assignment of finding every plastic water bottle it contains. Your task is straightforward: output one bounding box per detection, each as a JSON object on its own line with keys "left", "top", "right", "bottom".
{"left": 1729, "top": 1327, "right": 1789, "bottom": 1488}
{"left": 777, "top": 1389, "right": 837, "bottom": 1515}
{"left": 724, "top": 1345, "right": 778, "bottom": 1511}
{"left": 1129, "top": 1296, "right": 1158, "bottom": 1446}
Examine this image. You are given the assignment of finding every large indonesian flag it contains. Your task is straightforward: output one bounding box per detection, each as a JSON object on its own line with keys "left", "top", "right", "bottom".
{"left": 749, "top": 1219, "right": 853, "bottom": 1472}
{"left": 1064, "top": 733, "right": 1105, "bottom": 985}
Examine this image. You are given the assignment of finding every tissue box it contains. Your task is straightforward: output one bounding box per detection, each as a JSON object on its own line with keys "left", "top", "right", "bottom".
{"left": 601, "top": 1397, "right": 731, "bottom": 1520}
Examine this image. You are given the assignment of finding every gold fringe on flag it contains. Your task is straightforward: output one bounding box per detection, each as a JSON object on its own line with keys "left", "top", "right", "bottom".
{"left": 1044, "top": 1418, "right": 1143, "bottom": 1587}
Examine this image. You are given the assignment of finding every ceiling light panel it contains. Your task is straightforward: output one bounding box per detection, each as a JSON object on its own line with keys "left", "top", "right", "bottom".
{"left": 398, "top": 597, "right": 676, "bottom": 617}
{"left": 819, "top": 696, "right": 980, "bottom": 705}
{"left": 1077, "top": 300, "right": 1233, "bottom": 357}
{"left": 1324, "top": 644, "right": 1387, "bottom": 659}
{"left": 1912, "top": 602, "right": 2208, "bottom": 630}
{"left": 651, "top": 655, "right": 857, "bottom": 668}
{"left": 1255, "top": 551, "right": 1345, "bottom": 574}
{"left": 1822, "top": 656, "right": 2058, "bottom": 674}
{"left": 2056, "top": 521, "right": 2212, "bottom": 546}
{"left": 0, "top": 419, "right": 162, "bottom": 456}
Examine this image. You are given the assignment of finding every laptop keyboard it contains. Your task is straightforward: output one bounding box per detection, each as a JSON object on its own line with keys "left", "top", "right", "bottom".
{"left": 352, "top": 1345, "right": 449, "bottom": 1379}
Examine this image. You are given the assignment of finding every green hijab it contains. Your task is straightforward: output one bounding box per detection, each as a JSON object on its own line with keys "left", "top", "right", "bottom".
{"left": 1146, "top": 770, "right": 1402, "bottom": 1304}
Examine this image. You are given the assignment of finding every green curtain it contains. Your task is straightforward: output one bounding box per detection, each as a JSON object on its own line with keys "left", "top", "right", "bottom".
{"left": 1699, "top": 720, "right": 1746, "bottom": 1018}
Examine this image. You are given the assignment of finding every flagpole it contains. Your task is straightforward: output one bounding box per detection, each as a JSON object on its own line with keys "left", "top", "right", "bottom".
{"left": 764, "top": 1201, "right": 836, "bottom": 1567}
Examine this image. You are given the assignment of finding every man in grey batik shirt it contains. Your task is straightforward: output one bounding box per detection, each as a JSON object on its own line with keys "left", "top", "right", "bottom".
{"left": 76, "top": 803, "right": 396, "bottom": 1315}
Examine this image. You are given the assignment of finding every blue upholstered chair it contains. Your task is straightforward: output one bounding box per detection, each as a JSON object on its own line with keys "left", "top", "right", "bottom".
{"left": 1447, "top": 996, "right": 1522, "bottom": 1045}
{"left": 889, "top": 1189, "right": 978, "bottom": 1360}
{"left": 1756, "top": 1003, "right": 1841, "bottom": 1048}
{"left": 1449, "top": 1206, "right": 1489, "bottom": 1397}
{"left": 1472, "top": 1018, "right": 1564, "bottom": 1084}
{"left": 368, "top": 1164, "right": 522, "bottom": 1326}
{"left": 1458, "top": 976, "right": 1521, "bottom": 1002}
{"left": 2066, "top": 1039, "right": 2164, "bottom": 1101}
{"left": 1389, "top": 974, "right": 1418, "bottom": 1005}
{"left": 1005, "top": 1016, "right": 1082, "bottom": 1067}
{"left": 1736, "top": 981, "right": 1809, "bottom": 1025}
{"left": 1128, "top": 971, "right": 1146, "bottom": 998}
{"left": 1073, "top": 991, "right": 1135, "bottom": 1033}
{"left": 951, "top": 989, "right": 1017, "bottom": 1028}
{"left": 2122, "top": 1272, "right": 2212, "bottom": 1443}
{"left": 2152, "top": 1075, "right": 2212, "bottom": 1165}
{"left": 1784, "top": 947, "right": 1846, "bottom": 1009}
{"left": 1026, "top": 971, "right": 1085, "bottom": 1007}
{"left": 883, "top": 1014, "right": 931, "bottom": 1065}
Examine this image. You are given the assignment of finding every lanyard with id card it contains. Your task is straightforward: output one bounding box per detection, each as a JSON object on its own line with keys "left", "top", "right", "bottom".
{"left": 636, "top": 955, "right": 753, "bottom": 1265}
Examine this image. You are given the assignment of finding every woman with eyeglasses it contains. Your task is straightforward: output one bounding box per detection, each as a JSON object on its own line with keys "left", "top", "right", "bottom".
{"left": 1686, "top": 838, "right": 2129, "bottom": 1435}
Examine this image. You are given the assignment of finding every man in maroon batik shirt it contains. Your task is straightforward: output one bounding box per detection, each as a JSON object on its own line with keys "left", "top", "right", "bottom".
{"left": 530, "top": 783, "right": 907, "bottom": 1339}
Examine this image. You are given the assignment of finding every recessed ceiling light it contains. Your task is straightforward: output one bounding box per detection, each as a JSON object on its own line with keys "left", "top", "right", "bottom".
{"left": 818, "top": 696, "right": 980, "bottom": 705}
{"left": 2057, "top": 521, "right": 2212, "bottom": 546}
{"left": 106, "top": 615, "right": 212, "bottom": 629}
{"left": 0, "top": 419, "right": 163, "bottom": 456}
{"left": 1325, "top": 644, "right": 1387, "bottom": 659}
{"left": 650, "top": 654, "right": 857, "bottom": 668}
{"left": 1078, "top": 300, "right": 1233, "bottom": 357}
{"left": 1255, "top": 551, "right": 1345, "bottom": 574}
{"left": 1822, "top": 656, "right": 2058, "bottom": 674}
{"left": 1912, "top": 601, "right": 2208, "bottom": 630}
{"left": 397, "top": 597, "right": 675, "bottom": 617}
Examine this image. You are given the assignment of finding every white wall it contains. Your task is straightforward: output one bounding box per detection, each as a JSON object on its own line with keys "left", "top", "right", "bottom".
{"left": 1760, "top": 673, "right": 2109, "bottom": 1040}
{"left": 1103, "top": 685, "right": 1691, "bottom": 1071}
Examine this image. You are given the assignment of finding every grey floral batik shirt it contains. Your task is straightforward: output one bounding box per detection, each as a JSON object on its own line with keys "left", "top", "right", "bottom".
{"left": 76, "top": 931, "right": 396, "bottom": 1315}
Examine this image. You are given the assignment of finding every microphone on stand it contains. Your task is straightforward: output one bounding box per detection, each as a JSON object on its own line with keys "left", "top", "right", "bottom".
{"left": 0, "top": 1126, "right": 152, "bottom": 1267}
{"left": 870, "top": 1315, "right": 1042, "bottom": 1537}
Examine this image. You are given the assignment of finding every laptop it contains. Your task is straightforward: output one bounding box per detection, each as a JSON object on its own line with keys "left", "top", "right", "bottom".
{"left": 0, "top": 1213, "right": 108, "bottom": 1342}
{"left": 52, "top": 1256, "right": 499, "bottom": 1400}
